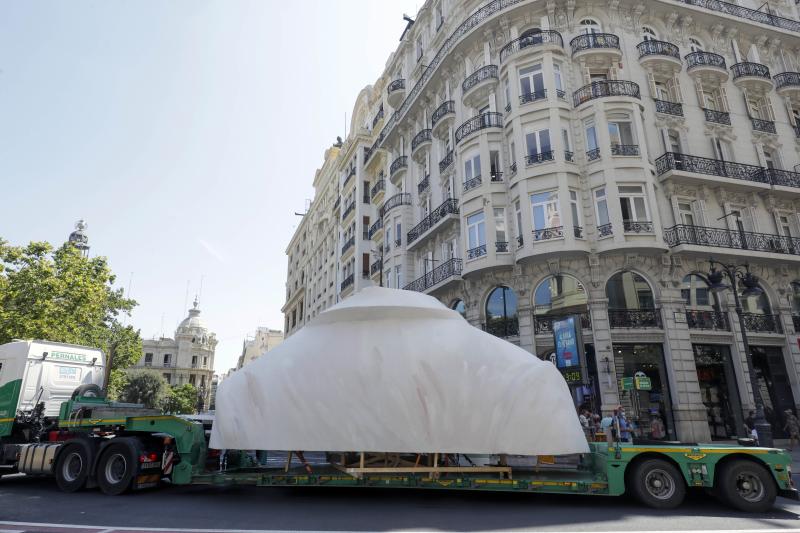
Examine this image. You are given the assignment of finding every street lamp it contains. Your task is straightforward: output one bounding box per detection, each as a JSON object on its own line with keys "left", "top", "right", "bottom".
{"left": 706, "top": 258, "right": 773, "bottom": 447}
{"left": 196, "top": 385, "right": 207, "bottom": 414}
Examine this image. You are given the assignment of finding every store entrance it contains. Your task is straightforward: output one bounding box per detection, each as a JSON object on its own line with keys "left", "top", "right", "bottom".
{"left": 693, "top": 344, "right": 744, "bottom": 439}
{"left": 751, "top": 346, "right": 796, "bottom": 438}
{"left": 538, "top": 343, "right": 599, "bottom": 414}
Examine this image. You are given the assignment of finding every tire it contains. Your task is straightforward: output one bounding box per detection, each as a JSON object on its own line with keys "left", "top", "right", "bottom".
{"left": 717, "top": 460, "right": 777, "bottom": 513}
{"left": 54, "top": 443, "right": 91, "bottom": 492}
{"left": 96, "top": 441, "right": 138, "bottom": 495}
{"left": 629, "top": 458, "right": 687, "bottom": 509}
{"left": 71, "top": 384, "right": 103, "bottom": 400}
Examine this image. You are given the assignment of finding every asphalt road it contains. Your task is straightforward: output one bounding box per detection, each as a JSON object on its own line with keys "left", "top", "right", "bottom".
{"left": 1, "top": 474, "right": 800, "bottom": 532}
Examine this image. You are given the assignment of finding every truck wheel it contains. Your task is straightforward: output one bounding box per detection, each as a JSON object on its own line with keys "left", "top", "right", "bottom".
{"left": 717, "top": 460, "right": 777, "bottom": 513}
{"left": 97, "top": 442, "right": 138, "bottom": 495}
{"left": 629, "top": 458, "right": 686, "bottom": 509}
{"left": 54, "top": 443, "right": 91, "bottom": 492}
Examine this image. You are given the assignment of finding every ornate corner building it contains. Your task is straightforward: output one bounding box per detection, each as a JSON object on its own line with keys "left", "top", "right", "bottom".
{"left": 283, "top": 0, "right": 800, "bottom": 443}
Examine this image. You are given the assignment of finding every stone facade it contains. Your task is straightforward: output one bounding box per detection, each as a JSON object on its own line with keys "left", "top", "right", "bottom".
{"left": 236, "top": 327, "right": 284, "bottom": 369}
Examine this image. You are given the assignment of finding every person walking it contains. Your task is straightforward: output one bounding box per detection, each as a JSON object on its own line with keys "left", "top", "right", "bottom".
{"left": 784, "top": 410, "right": 800, "bottom": 451}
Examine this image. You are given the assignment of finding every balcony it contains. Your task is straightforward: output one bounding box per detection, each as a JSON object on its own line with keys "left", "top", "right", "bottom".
{"left": 462, "top": 65, "right": 499, "bottom": 107}
{"left": 463, "top": 176, "right": 482, "bottom": 192}
{"left": 775, "top": 72, "right": 800, "bottom": 98}
{"left": 686, "top": 310, "right": 730, "bottom": 331}
{"left": 525, "top": 151, "right": 555, "bottom": 166}
{"left": 389, "top": 155, "right": 408, "bottom": 184}
{"left": 731, "top": 62, "right": 773, "bottom": 93}
{"left": 703, "top": 108, "right": 731, "bottom": 125}
{"left": 379, "top": 193, "right": 411, "bottom": 218}
{"left": 569, "top": 33, "right": 621, "bottom": 61}
{"left": 341, "top": 202, "right": 356, "bottom": 223}
{"left": 636, "top": 40, "right": 681, "bottom": 72}
{"left": 685, "top": 52, "right": 728, "bottom": 82}
{"left": 623, "top": 220, "right": 653, "bottom": 234}
{"left": 490, "top": 170, "right": 503, "bottom": 182}
{"left": 609, "top": 309, "right": 663, "bottom": 329}
{"left": 598, "top": 223, "right": 613, "bottom": 238}
{"left": 611, "top": 144, "right": 640, "bottom": 157}
{"left": 751, "top": 117, "right": 776, "bottom": 134}
{"left": 764, "top": 168, "right": 800, "bottom": 191}
{"left": 411, "top": 129, "right": 432, "bottom": 162}
{"left": 565, "top": 151, "right": 574, "bottom": 163}
{"left": 586, "top": 148, "right": 601, "bottom": 162}
{"left": 341, "top": 236, "right": 355, "bottom": 257}
{"left": 407, "top": 198, "right": 459, "bottom": 249}
{"left": 655, "top": 152, "right": 768, "bottom": 189}
{"left": 403, "top": 258, "right": 463, "bottom": 293}
{"left": 499, "top": 30, "right": 564, "bottom": 63}
{"left": 654, "top": 99, "right": 683, "bottom": 117}
{"left": 467, "top": 244, "right": 487, "bottom": 260}
{"left": 343, "top": 166, "right": 356, "bottom": 190}
{"left": 417, "top": 174, "right": 430, "bottom": 195}
{"left": 496, "top": 241, "right": 509, "bottom": 253}
{"left": 387, "top": 78, "right": 406, "bottom": 108}
{"left": 664, "top": 224, "right": 800, "bottom": 258}
{"left": 431, "top": 100, "right": 455, "bottom": 139}
{"left": 455, "top": 112, "right": 503, "bottom": 145}
{"left": 532, "top": 226, "right": 563, "bottom": 242}
{"left": 370, "top": 258, "right": 382, "bottom": 277}
{"left": 341, "top": 273, "right": 354, "bottom": 292}
{"left": 370, "top": 179, "right": 385, "bottom": 204}
{"left": 368, "top": 218, "right": 383, "bottom": 239}
{"left": 675, "top": 0, "right": 800, "bottom": 32}
{"left": 372, "top": 105, "right": 384, "bottom": 130}
{"left": 573, "top": 80, "right": 640, "bottom": 107}
{"left": 534, "top": 313, "right": 592, "bottom": 335}
{"left": 742, "top": 313, "right": 782, "bottom": 334}
{"left": 519, "top": 89, "right": 548, "bottom": 105}
{"left": 439, "top": 149, "right": 454, "bottom": 173}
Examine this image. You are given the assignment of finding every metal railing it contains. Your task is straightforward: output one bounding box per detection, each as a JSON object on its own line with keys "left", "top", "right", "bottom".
{"left": 655, "top": 152, "right": 767, "bottom": 184}
{"left": 532, "top": 226, "right": 563, "bottom": 241}
{"left": 764, "top": 168, "right": 800, "bottom": 188}
{"left": 379, "top": 193, "right": 411, "bottom": 218}
{"left": 655, "top": 99, "right": 683, "bottom": 116}
{"left": 751, "top": 118, "right": 776, "bottom": 133}
{"left": 370, "top": 258, "right": 382, "bottom": 275}
{"left": 774, "top": 72, "right": 800, "bottom": 89}
{"left": 387, "top": 78, "right": 406, "bottom": 95}
{"left": 463, "top": 176, "right": 482, "bottom": 192}
{"left": 573, "top": 80, "right": 640, "bottom": 107}
{"left": 368, "top": 218, "right": 383, "bottom": 239}
{"left": 664, "top": 224, "right": 800, "bottom": 256}
{"left": 686, "top": 51, "right": 726, "bottom": 71}
{"left": 467, "top": 244, "right": 487, "bottom": 259}
{"left": 499, "top": 30, "right": 563, "bottom": 62}
{"left": 509, "top": 162, "right": 518, "bottom": 174}
{"left": 570, "top": 33, "right": 620, "bottom": 55}
{"left": 490, "top": 170, "right": 503, "bottom": 182}
{"left": 439, "top": 149, "right": 454, "bottom": 173}
{"left": 455, "top": 112, "right": 503, "bottom": 144}
{"left": 623, "top": 220, "right": 654, "bottom": 233}
{"left": 390, "top": 156, "right": 408, "bottom": 176}
{"left": 574, "top": 226, "right": 583, "bottom": 238}
{"left": 484, "top": 317, "right": 519, "bottom": 338}
{"left": 372, "top": 105, "right": 384, "bottom": 129}
{"left": 412, "top": 129, "right": 432, "bottom": 151}
{"left": 341, "top": 236, "right": 355, "bottom": 255}
{"left": 534, "top": 312, "right": 592, "bottom": 334}
{"left": 462, "top": 65, "right": 499, "bottom": 93}
{"left": 370, "top": 179, "right": 385, "bottom": 199}
{"left": 517, "top": 235, "right": 524, "bottom": 247}
{"left": 731, "top": 62, "right": 771, "bottom": 80}
{"left": 403, "top": 258, "right": 463, "bottom": 292}
{"left": 496, "top": 241, "right": 509, "bottom": 253}
{"left": 686, "top": 310, "right": 730, "bottom": 331}
{"left": 341, "top": 202, "right": 356, "bottom": 221}
{"left": 742, "top": 313, "right": 782, "bottom": 333}
{"left": 587, "top": 148, "right": 601, "bottom": 161}
{"left": 341, "top": 274, "right": 354, "bottom": 291}
{"left": 431, "top": 100, "right": 455, "bottom": 127}
{"left": 407, "top": 198, "right": 460, "bottom": 245}
{"left": 565, "top": 151, "right": 574, "bottom": 162}
{"left": 637, "top": 40, "right": 680, "bottom": 60}
{"left": 703, "top": 108, "right": 731, "bottom": 125}
{"left": 598, "top": 223, "right": 613, "bottom": 237}
{"left": 418, "top": 174, "right": 430, "bottom": 194}
{"left": 526, "top": 151, "right": 555, "bottom": 165}
{"left": 677, "top": 0, "right": 800, "bottom": 32}
{"left": 520, "top": 89, "right": 547, "bottom": 104}
{"left": 611, "top": 144, "right": 640, "bottom": 156}
{"left": 609, "top": 309, "right": 663, "bottom": 329}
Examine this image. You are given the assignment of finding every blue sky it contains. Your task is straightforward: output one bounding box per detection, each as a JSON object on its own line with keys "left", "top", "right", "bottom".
{"left": 0, "top": 0, "right": 420, "bottom": 371}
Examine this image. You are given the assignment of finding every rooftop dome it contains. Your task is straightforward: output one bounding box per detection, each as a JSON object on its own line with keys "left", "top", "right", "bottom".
{"left": 176, "top": 298, "right": 208, "bottom": 334}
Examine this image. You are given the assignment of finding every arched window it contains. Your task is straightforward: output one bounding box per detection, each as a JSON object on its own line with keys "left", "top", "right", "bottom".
{"left": 451, "top": 299, "right": 466, "bottom": 318}
{"left": 485, "top": 286, "right": 519, "bottom": 338}
{"left": 689, "top": 38, "right": 704, "bottom": 53}
{"left": 681, "top": 274, "right": 717, "bottom": 310}
{"left": 579, "top": 18, "right": 601, "bottom": 34}
{"left": 641, "top": 26, "right": 657, "bottom": 41}
{"left": 520, "top": 27, "right": 544, "bottom": 48}
{"left": 606, "top": 271, "right": 654, "bottom": 310}
{"left": 534, "top": 275, "right": 588, "bottom": 315}
{"left": 738, "top": 283, "right": 771, "bottom": 315}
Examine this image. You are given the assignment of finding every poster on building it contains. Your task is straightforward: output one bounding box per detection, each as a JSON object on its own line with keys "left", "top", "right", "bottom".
{"left": 553, "top": 316, "right": 582, "bottom": 369}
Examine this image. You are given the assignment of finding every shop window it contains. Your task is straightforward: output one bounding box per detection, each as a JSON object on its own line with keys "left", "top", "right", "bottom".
{"left": 751, "top": 346, "right": 797, "bottom": 438}
{"left": 693, "top": 344, "right": 744, "bottom": 440}
{"left": 681, "top": 274, "right": 717, "bottom": 310}
{"left": 485, "top": 286, "right": 519, "bottom": 338}
{"left": 533, "top": 275, "right": 588, "bottom": 316}
{"left": 606, "top": 271, "right": 654, "bottom": 310}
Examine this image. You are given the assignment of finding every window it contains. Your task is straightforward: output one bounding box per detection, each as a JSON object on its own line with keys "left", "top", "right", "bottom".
{"left": 464, "top": 152, "right": 481, "bottom": 183}
{"left": 619, "top": 185, "right": 650, "bottom": 223}
{"left": 494, "top": 208, "right": 507, "bottom": 244}
{"left": 666, "top": 130, "right": 681, "bottom": 153}
{"left": 395, "top": 266, "right": 402, "bottom": 289}
{"left": 486, "top": 286, "right": 519, "bottom": 338}
{"left": 191, "top": 355, "right": 198, "bottom": 367}
{"left": 711, "top": 137, "right": 729, "bottom": 161}
{"left": 189, "top": 375, "right": 196, "bottom": 386}
{"left": 534, "top": 275, "right": 588, "bottom": 316}
{"left": 504, "top": 77, "right": 511, "bottom": 109}
{"left": 451, "top": 299, "right": 466, "bottom": 317}
{"left": 570, "top": 190, "right": 581, "bottom": 231}
{"left": 416, "top": 35, "right": 423, "bottom": 61}
{"left": 395, "top": 219, "right": 402, "bottom": 245}
{"left": 585, "top": 121, "right": 598, "bottom": 152}
{"left": 641, "top": 26, "right": 657, "bottom": 41}
{"left": 562, "top": 128, "right": 571, "bottom": 155}
{"left": 607, "top": 117, "right": 635, "bottom": 148}
{"left": 525, "top": 129, "right": 552, "bottom": 162}
{"left": 594, "top": 187, "right": 610, "bottom": 228}
{"left": 163, "top": 373, "right": 171, "bottom": 384}
{"left": 510, "top": 141, "right": 517, "bottom": 169}
{"left": 515, "top": 200, "right": 522, "bottom": 241}
{"left": 579, "top": 19, "right": 601, "bottom": 34}
{"left": 689, "top": 37, "right": 704, "bottom": 53}
{"left": 764, "top": 148, "right": 779, "bottom": 170}
{"left": 163, "top": 354, "right": 172, "bottom": 367}
{"left": 553, "top": 64, "right": 563, "bottom": 95}
{"left": 467, "top": 211, "right": 486, "bottom": 250}
{"left": 490, "top": 150, "right": 500, "bottom": 179}
{"left": 519, "top": 64, "right": 545, "bottom": 100}
{"left": 144, "top": 353, "right": 153, "bottom": 366}
{"left": 606, "top": 271, "right": 655, "bottom": 310}
{"left": 681, "top": 274, "right": 713, "bottom": 309}
{"left": 530, "top": 191, "right": 560, "bottom": 235}
{"left": 203, "top": 356, "right": 208, "bottom": 368}
{"left": 678, "top": 202, "right": 695, "bottom": 226}
{"left": 778, "top": 215, "right": 793, "bottom": 237}
{"left": 435, "top": 2, "right": 443, "bottom": 29}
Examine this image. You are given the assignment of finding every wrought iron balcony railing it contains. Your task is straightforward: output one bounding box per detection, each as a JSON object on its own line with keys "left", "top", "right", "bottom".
{"left": 663, "top": 224, "right": 800, "bottom": 256}
{"left": 677, "top": 0, "right": 800, "bottom": 32}
{"left": 390, "top": 155, "right": 408, "bottom": 176}
{"left": 484, "top": 317, "right": 519, "bottom": 338}
{"left": 686, "top": 51, "right": 726, "bottom": 71}
{"left": 341, "top": 236, "right": 355, "bottom": 255}
{"left": 496, "top": 241, "right": 509, "bottom": 253}
{"left": 526, "top": 151, "right": 555, "bottom": 165}
{"left": 565, "top": 151, "right": 574, "bottom": 162}
{"left": 517, "top": 235, "right": 524, "bottom": 247}
{"left": 510, "top": 162, "right": 518, "bottom": 174}
{"left": 703, "top": 108, "right": 731, "bottom": 125}
{"left": 439, "top": 149, "right": 454, "bottom": 173}
{"left": 370, "top": 179, "right": 385, "bottom": 199}
{"left": 431, "top": 100, "right": 455, "bottom": 127}
{"left": 611, "top": 144, "right": 640, "bottom": 156}
{"left": 490, "top": 170, "right": 503, "bottom": 182}
{"left": 731, "top": 62, "right": 771, "bottom": 80}
{"left": 463, "top": 176, "right": 482, "bottom": 192}
{"left": 598, "top": 223, "right": 613, "bottom": 237}
{"left": 379, "top": 193, "right": 411, "bottom": 218}
{"left": 368, "top": 218, "right": 383, "bottom": 239}
{"left": 742, "top": 313, "right": 782, "bottom": 334}
{"left": 573, "top": 80, "right": 640, "bottom": 107}
{"left": 455, "top": 112, "right": 503, "bottom": 144}
{"left": 686, "top": 310, "right": 730, "bottom": 331}
{"left": 534, "top": 312, "right": 592, "bottom": 334}
{"left": 499, "top": 30, "right": 564, "bottom": 63}
{"left": 637, "top": 40, "right": 680, "bottom": 60}
{"left": 407, "top": 198, "right": 460, "bottom": 245}
{"left": 341, "top": 274, "right": 354, "bottom": 291}
{"left": 623, "top": 220, "right": 654, "bottom": 233}
{"left": 467, "top": 244, "right": 487, "bottom": 259}
{"left": 520, "top": 89, "right": 547, "bottom": 104}
{"left": 341, "top": 202, "right": 356, "bottom": 221}
{"left": 570, "top": 33, "right": 620, "bottom": 55}
{"left": 655, "top": 99, "right": 683, "bottom": 116}
{"left": 609, "top": 308, "right": 663, "bottom": 329}
{"left": 587, "top": 148, "right": 601, "bottom": 161}
{"left": 403, "top": 258, "right": 463, "bottom": 293}
{"left": 370, "top": 258, "right": 382, "bottom": 275}
{"left": 574, "top": 226, "right": 583, "bottom": 239}
{"left": 372, "top": 106, "right": 384, "bottom": 129}
{"left": 751, "top": 118, "right": 776, "bottom": 134}
{"left": 387, "top": 78, "right": 406, "bottom": 95}
{"left": 655, "top": 152, "right": 767, "bottom": 184}
{"left": 411, "top": 129, "right": 432, "bottom": 151}
{"left": 417, "top": 174, "right": 430, "bottom": 195}
{"left": 775, "top": 72, "right": 800, "bottom": 90}
{"left": 764, "top": 168, "right": 800, "bottom": 189}
{"left": 462, "top": 65, "right": 499, "bottom": 93}
{"left": 532, "top": 226, "right": 563, "bottom": 241}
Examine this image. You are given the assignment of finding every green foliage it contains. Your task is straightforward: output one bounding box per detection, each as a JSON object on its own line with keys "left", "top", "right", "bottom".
{"left": 0, "top": 239, "right": 142, "bottom": 397}
{"left": 163, "top": 383, "right": 198, "bottom": 414}
{"left": 120, "top": 369, "right": 168, "bottom": 409}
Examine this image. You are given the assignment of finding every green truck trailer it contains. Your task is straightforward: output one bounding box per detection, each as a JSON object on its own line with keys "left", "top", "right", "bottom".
{"left": 0, "top": 340, "right": 797, "bottom": 512}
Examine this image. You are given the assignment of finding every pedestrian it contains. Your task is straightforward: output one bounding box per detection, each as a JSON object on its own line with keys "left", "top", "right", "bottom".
{"left": 650, "top": 414, "right": 666, "bottom": 440}
{"left": 600, "top": 412, "right": 614, "bottom": 444}
{"left": 614, "top": 406, "right": 633, "bottom": 443}
{"left": 578, "top": 408, "right": 591, "bottom": 440}
{"left": 784, "top": 409, "right": 800, "bottom": 451}
{"left": 745, "top": 410, "right": 756, "bottom": 433}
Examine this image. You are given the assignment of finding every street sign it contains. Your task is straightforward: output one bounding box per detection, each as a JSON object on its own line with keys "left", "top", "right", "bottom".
{"left": 620, "top": 377, "right": 634, "bottom": 391}
{"left": 635, "top": 376, "right": 652, "bottom": 390}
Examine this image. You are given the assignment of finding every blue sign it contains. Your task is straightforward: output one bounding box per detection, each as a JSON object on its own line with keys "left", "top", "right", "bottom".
{"left": 553, "top": 316, "right": 580, "bottom": 369}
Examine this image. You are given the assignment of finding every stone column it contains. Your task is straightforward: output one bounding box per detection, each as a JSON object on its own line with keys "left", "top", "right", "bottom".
{"left": 587, "top": 296, "right": 619, "bottom": 416}
{"left": 517, "top": 300, "right": 534, "bottom": 354}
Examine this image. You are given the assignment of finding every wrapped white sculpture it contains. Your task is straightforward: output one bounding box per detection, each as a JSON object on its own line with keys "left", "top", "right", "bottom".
{"left": 210, "top": 287, "right": 589, "bottom": 456}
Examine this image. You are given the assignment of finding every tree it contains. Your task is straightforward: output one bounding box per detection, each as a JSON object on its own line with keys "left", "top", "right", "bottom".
{"left": 120, "top": 369, "right": 168, "bottom": 409}
{"left": 0, "top": 239, "right": 142, "bottom": 397}
{"left": 162, "top": 384, "right": 198, "bottom": 414}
